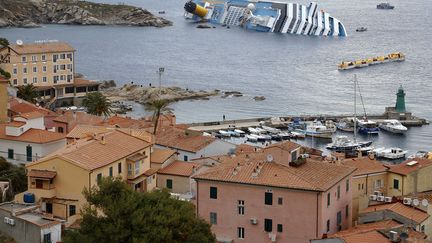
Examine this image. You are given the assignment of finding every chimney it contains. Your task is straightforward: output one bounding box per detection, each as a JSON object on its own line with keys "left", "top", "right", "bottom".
{"left": 0, "top": 76, "right": 9, "bottom": 124}
{"left": 101, "top": 135, "right": 106, "bottom": 145}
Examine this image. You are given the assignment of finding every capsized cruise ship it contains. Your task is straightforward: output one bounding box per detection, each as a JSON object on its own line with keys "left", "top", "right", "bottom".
{"left": 184, "top": 0, "right": 347, "bottom": 37}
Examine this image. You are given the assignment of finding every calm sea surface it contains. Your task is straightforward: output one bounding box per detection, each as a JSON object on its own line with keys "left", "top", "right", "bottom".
{"left": 1, "top": 0, "right": 431, "bottom": 154}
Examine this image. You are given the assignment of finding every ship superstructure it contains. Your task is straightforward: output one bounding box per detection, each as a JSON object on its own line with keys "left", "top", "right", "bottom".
{"left": 184, "top": 0, "right": 347, "bottom": 37}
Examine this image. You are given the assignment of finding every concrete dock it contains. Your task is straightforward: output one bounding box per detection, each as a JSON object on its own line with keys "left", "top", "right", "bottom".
{"left": 187, "top": 113, "right": 428, "bottom": 133}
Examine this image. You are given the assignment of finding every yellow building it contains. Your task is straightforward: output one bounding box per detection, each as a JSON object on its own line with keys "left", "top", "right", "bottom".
{"left": 0, "top": 41, "right": 75, "bottom": 87}
{"left": 15, "top": 130, "right": 152, "bottom": 225}
{"left": 387, "top": 158, "right": 432, "bottom": 197}
{"left": 339, "top": 157, "right": 389, "bottom": 224}
{"left": 0, "top": 41, "right": 99, "bottom": 105}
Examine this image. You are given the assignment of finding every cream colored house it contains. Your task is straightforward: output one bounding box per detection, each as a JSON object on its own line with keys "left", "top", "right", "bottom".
{"left": 0, "top": 41, "right": 99, "bottom": 106}
{"left": 386, "top": 158, "right": 432, "bottom": 197}
{"left": 338, "top": 157, "right": 389, "bottom": 224}
{"left": 15, "top": 130, "right": 152, "bottom": 225}
{"left": 0, "top": 41, "right": 75, "bottom": 87}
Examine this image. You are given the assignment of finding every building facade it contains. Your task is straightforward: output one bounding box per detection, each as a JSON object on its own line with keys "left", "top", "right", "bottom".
{"left": 14, "top": 130, "right": 152, "bottom": 225}
{"left": 193, "top": 150, "right": 356, "bottom": 243}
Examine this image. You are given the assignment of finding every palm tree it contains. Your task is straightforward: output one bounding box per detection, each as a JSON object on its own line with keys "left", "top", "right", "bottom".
{"left": 17, "top": 84, "right": 39, "bottom": 104}
{"left": 82, "top": 92, "right": 112, "bottom": 117}
{"left": 146, "top": 99, "right": 172, "bottom": 134}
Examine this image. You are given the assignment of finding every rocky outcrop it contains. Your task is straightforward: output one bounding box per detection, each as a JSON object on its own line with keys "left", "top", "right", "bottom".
{"left": 0, "top": 0, "right": 172, "bottom": 28}
{"left": 103, "top": 85, "right": 221, "bottom": 105}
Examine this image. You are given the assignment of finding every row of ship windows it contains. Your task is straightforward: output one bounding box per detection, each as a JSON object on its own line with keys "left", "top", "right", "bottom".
{"left": 13, "top": 64, "right": 73, "bottom": 75}
{"left": 20, "top": 53, "right": 73, "bottom": 63}
{"left": 12, "top": 75, "right": 73, "bottom": 85}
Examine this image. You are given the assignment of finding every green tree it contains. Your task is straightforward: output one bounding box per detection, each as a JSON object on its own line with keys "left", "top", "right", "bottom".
{"left": 17, "top": 84, "right": 39, "bottom": 104}
{"left": 82, "top": 92, "right": 112, "bottom": 117}
{"left": 63, "top": 177, "right": 215, "bottom": 243}
{"left": 0, "top": 157, "right": 27, "bottom": 202}
{"left": 146, "top": 99, "right": 172, "bottom": 134}
{"left": 0, "top": 38, "right": 9, "bottom": 47}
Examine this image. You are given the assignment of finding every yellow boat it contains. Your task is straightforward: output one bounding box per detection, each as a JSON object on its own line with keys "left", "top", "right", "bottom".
{"left": 338, "top": 52, "right": 405, "bottom": 70}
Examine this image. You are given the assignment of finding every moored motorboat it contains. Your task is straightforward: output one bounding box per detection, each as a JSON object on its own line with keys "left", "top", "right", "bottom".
{"left": 303, "top": 120, "right": 334, "bottom": 139}
{"left": 257, "top": 134, "right": 272, "bottom": 141}
{"left": 219, "top": 130, "right": 232, "bottom": 137}
{"left": 234, "top": 129, "right": 246, "bottom": 136}
{"left": 262, "top": 125, "right": 280, "bottom": 134}
{"left": 379, "top": 120, "right": 407, "bottom": 134}
{"left": 371, "top": 147, "right": 407, "bottom": 159}
{"left": 357, "top": 118, "right": 380, "bottom": 135}
{"left": 336, "top": 118, "right": 355, "bottom": 132}
{"left": 356, "top": 27, "right": 367, "bottom": 32}
{"left": 326, "top": 135, "right": 372, "bottom": 152}
{"left": 278, "top": 132, "right": 291, "bottom": 140}
{"left": 290, "top": 130, "right": 306, "bottom": 139}
{"left": 246, "top": 134, "right": 259, "bottom": 142}
{"left": 248, "top": 127, "right": 260, "bottom": 134}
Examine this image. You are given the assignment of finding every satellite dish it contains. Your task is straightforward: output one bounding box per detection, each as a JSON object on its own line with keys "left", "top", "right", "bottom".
{"left": 16, "top": 40, "right": 23, "bottom": 46}
{"left": 422, "top": 199, "right": 429, "bottom": 207}
{"left": 413, "top": 199, "right": 420, "bottom": 206}
{"left": 266, "top": 154, "right": 273, "bottom": 162}
{"left": 399, "top": 232, "right": 408, "bottom": 240}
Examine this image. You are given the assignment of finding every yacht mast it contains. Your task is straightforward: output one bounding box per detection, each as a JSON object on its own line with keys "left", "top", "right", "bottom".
{"left": 353, "top": 74, "right": 357, "bottom": 143}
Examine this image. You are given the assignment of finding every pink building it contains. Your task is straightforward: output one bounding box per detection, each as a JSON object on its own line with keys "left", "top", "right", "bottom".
{"left": 194, "top": 151, "right": 356, "bottom": 243}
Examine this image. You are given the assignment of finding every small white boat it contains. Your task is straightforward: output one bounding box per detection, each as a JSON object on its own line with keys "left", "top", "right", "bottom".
{"left": 257, "top": 134, "right": 272, "bottom": 141}
{"left": 248, "top": 127, "right": 260, "bottom": 134}
{"left": 278, "top": 132, "right": 291, "bottom": 140}
{"left": 246, "top": 134, "right": 259, "bottom": 142}
{"left": 234, "top": 129, "right": 245, "bottom": 136}
{"left": 203, "top": 132, "right": 212, "bottom": 137}
{"left": 407, "top": 151, "right": 429, "bottom": 159}
{"left": 219, "top": 130, "right": 231, "bottom": 137}
{"left": 255, "top": 127, "right": 267, "bottom": 134}
{"left": 304, "top": 121, "right": 334, "bottom": 139}
{"left": 372, "top": 147, "right": 408, "bottom": 159}
{"left": 325, "top": 120, "right": 337, "bottom": 133}
{"left": 336, "top": 118, "right": 355, "bottom": 132}
{"left": 290, "top": 130, "right": 306, "bottom": 139}
{"left": 326, "top": 135, "right": 372, "bottom": 152}
{"left": 379, "top": 120, "right": 407, "bottom": 134}
{"left": 261, "top": 125, "right": 280, "bottom": 134}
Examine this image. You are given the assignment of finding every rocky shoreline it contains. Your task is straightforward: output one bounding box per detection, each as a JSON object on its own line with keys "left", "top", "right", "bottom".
{"left": 0, "top": 0, "right": 171, "bottom": 28}
{"left": 103, "top": 84, "right": 223, "bottom": 105}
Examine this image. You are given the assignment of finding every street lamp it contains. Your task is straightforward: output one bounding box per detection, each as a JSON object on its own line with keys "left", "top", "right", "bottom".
{"left": 157, "top": 67, "right": 165, "bottom": 88}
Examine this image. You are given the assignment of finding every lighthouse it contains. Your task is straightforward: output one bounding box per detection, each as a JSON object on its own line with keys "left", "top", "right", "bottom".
{"left": 395, "top": 85, "right": 406, "bottom": 113}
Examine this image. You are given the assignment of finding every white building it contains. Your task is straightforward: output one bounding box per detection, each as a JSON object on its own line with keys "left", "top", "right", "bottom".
{"left": 0, "top": 111, "right": 66, "bottom": 164}
{"left": 155, "top": 127, "right": 235, "bottom": 161}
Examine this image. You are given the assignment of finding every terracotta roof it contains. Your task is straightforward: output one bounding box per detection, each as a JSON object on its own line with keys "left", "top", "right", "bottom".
{"left": 264, "top": 140, "right": 301, "bottom": 152}
{"left": 73, "top": 78, "right": 100, "bottom": 87}
{"left": 66, "top": 125, "right": 111, "bottom": 139}
{"left": 144, "top": 168, "right": 157, "bottom": 176}
{"left": 194, "top": 153, "right": 356, "bottom": 192}
{"left": 0, "top": 75, "right": 8, "bottom": 82}
{"left": 236, "top": 144, "right": 260, "bottom": 154}
{"left": 27, "top": 169, "right": 57, "bottom": 179}
{"left": 53, "top": 111, "right": 104, "bottom": 132}
{"left": 9, "top": 42, "right": 75, "bottom": 54}
{"left": 361, "top": 202, "right": 429, "bottom": 224}
{"left": 388, "top": 158, "right": 432, "bottom": 176}
{"left": 340, "top": 157, "right": 388, "bottom": 176}
{"left": 7, "top": 121, "right": 26, "bottom": 127}
{"left": 14, "top": 111, "right": 44, "bottom": 120}
{"left": 8, "top": 97, "right": 54, "bottom": 116}
{"left": 327, "top": 220, "right": 400, "bottom": 243}
{"left": 151, "top": 148, "right": 176, "bottom": 164}
{"left": 0, "top": 125, "right": 65, "bottom": 144}
{"left": 30, "top": 130, "right": 150, "bottom": 171}
{"left": 158, "top": 161, "right": 200, "bottom": 177}
{"left": 116, "top": 128, "right": 153, "bottom": 143}
{"left": 156, "top": 127, "right": 216, "bottom": 153}
{"left": 127, "top": 153, "right": 146, "bottom": 161}
{"left": 103, "top": 115, "right": 152, "bottom": 129}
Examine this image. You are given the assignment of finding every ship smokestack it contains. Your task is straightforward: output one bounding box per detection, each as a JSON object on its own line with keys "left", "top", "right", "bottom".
{"left": 184, "top": 1, "right": 208, "bottom": 18}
